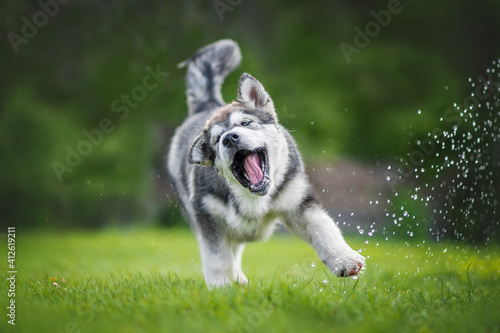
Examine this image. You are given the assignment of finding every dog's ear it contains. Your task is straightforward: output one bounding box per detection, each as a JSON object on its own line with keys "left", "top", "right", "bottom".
{"left": 188, "top": 132, "right": 214, "bottom": 167}
{"left": 238, "top": 73, "right": 276, "bottom": 116}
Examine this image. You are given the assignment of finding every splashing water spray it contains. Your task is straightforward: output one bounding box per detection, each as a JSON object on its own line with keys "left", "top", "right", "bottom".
{"left": 375, "top": 59, "right": 500, "bottom": 246}
{"left": 341, "top": 59, "right": 500, "bottom": 289}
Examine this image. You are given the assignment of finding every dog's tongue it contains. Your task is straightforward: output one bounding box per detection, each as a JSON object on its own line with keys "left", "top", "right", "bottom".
{"left": 243, "top": 153, "right": 263, "bottom": 185}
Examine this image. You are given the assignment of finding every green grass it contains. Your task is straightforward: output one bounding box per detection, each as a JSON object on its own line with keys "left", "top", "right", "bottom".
{"left": 1, "top": 228, "right": 499, "bottom": 333}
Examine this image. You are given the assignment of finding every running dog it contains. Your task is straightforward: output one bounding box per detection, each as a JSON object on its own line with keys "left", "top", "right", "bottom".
{"left": 168, "top": 39, "right": 365, "bottom": 288}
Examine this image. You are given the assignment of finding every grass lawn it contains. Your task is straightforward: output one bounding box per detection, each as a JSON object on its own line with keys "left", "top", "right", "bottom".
{"left": 1, "top": 227, "right": 499, "bottom": 333}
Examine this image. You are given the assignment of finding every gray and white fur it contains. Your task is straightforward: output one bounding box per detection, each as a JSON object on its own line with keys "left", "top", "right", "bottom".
{"left": 168, "top": 39, "right": 365, "bottom": 288}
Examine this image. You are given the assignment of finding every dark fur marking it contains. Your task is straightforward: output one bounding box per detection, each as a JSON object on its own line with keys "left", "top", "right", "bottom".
{"left": 299, "top": 192, "right": 319, "bottom": 211}
{"left": 202, "top": 62, "right": 214, "bottom": 97}
{"left": 270, "top": 130, "right": 302, "bottom": 200}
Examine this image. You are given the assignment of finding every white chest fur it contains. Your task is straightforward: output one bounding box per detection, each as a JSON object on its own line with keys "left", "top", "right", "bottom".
{"left": 202, "top": 193, "right": 278, "bottom": 242}
{"left": 201, "top": 173, "right": 309, "bottom": 242}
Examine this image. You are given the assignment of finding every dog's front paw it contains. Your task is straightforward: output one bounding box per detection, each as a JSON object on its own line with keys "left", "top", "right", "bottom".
{"left": 324, "top": 249, "right": 365, "bottom": 277}
{"left": 205, "top": 271, "right": 248, "bottom": 289}
{"left": 205, "top": 274, "right": 234, "bottom": 289}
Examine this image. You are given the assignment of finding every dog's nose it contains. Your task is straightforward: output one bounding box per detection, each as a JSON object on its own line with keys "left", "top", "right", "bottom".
{"left": 222, "top": 133, "right": 239, "bottom": 148}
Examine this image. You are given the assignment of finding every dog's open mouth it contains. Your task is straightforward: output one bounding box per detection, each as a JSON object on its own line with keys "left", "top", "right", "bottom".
{"left": 230, "top": 148, "right": 270, "bottom": 195}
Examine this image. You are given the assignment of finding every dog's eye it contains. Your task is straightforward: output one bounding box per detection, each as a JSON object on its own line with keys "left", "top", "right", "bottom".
{"left": 241, "top": 120, "right": 252, "bottom": 126}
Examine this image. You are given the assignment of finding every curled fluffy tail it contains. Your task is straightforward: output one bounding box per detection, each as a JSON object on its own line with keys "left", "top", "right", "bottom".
{"left": 178, "top": 39, "right": 242, "bottom": 115}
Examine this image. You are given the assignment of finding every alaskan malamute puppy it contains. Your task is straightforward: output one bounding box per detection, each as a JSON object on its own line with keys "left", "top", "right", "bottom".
{"left": 168, "top": 40, "right": 365, "bottom": 288}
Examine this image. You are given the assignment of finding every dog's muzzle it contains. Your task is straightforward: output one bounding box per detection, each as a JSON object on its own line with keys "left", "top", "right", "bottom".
{"left": 230, "top": 148, "right": 271, "bottom": 195}
{"left": 221, "top": 131, "right": 271, "bottom": 195}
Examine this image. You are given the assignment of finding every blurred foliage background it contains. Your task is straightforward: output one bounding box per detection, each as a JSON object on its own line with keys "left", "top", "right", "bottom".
{"left": 1, "top": 0, "right": 499, "bottom": 241}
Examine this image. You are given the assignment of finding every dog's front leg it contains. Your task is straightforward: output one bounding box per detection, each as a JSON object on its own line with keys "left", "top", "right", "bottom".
{"left": 197, "top": 234, "right": 248, "bottom": 288}
{"left": 285, "top": 204, "right": 365, "bottom": 277}
{"left": 197, "top": 234, "right": 234, "bottom": 288}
